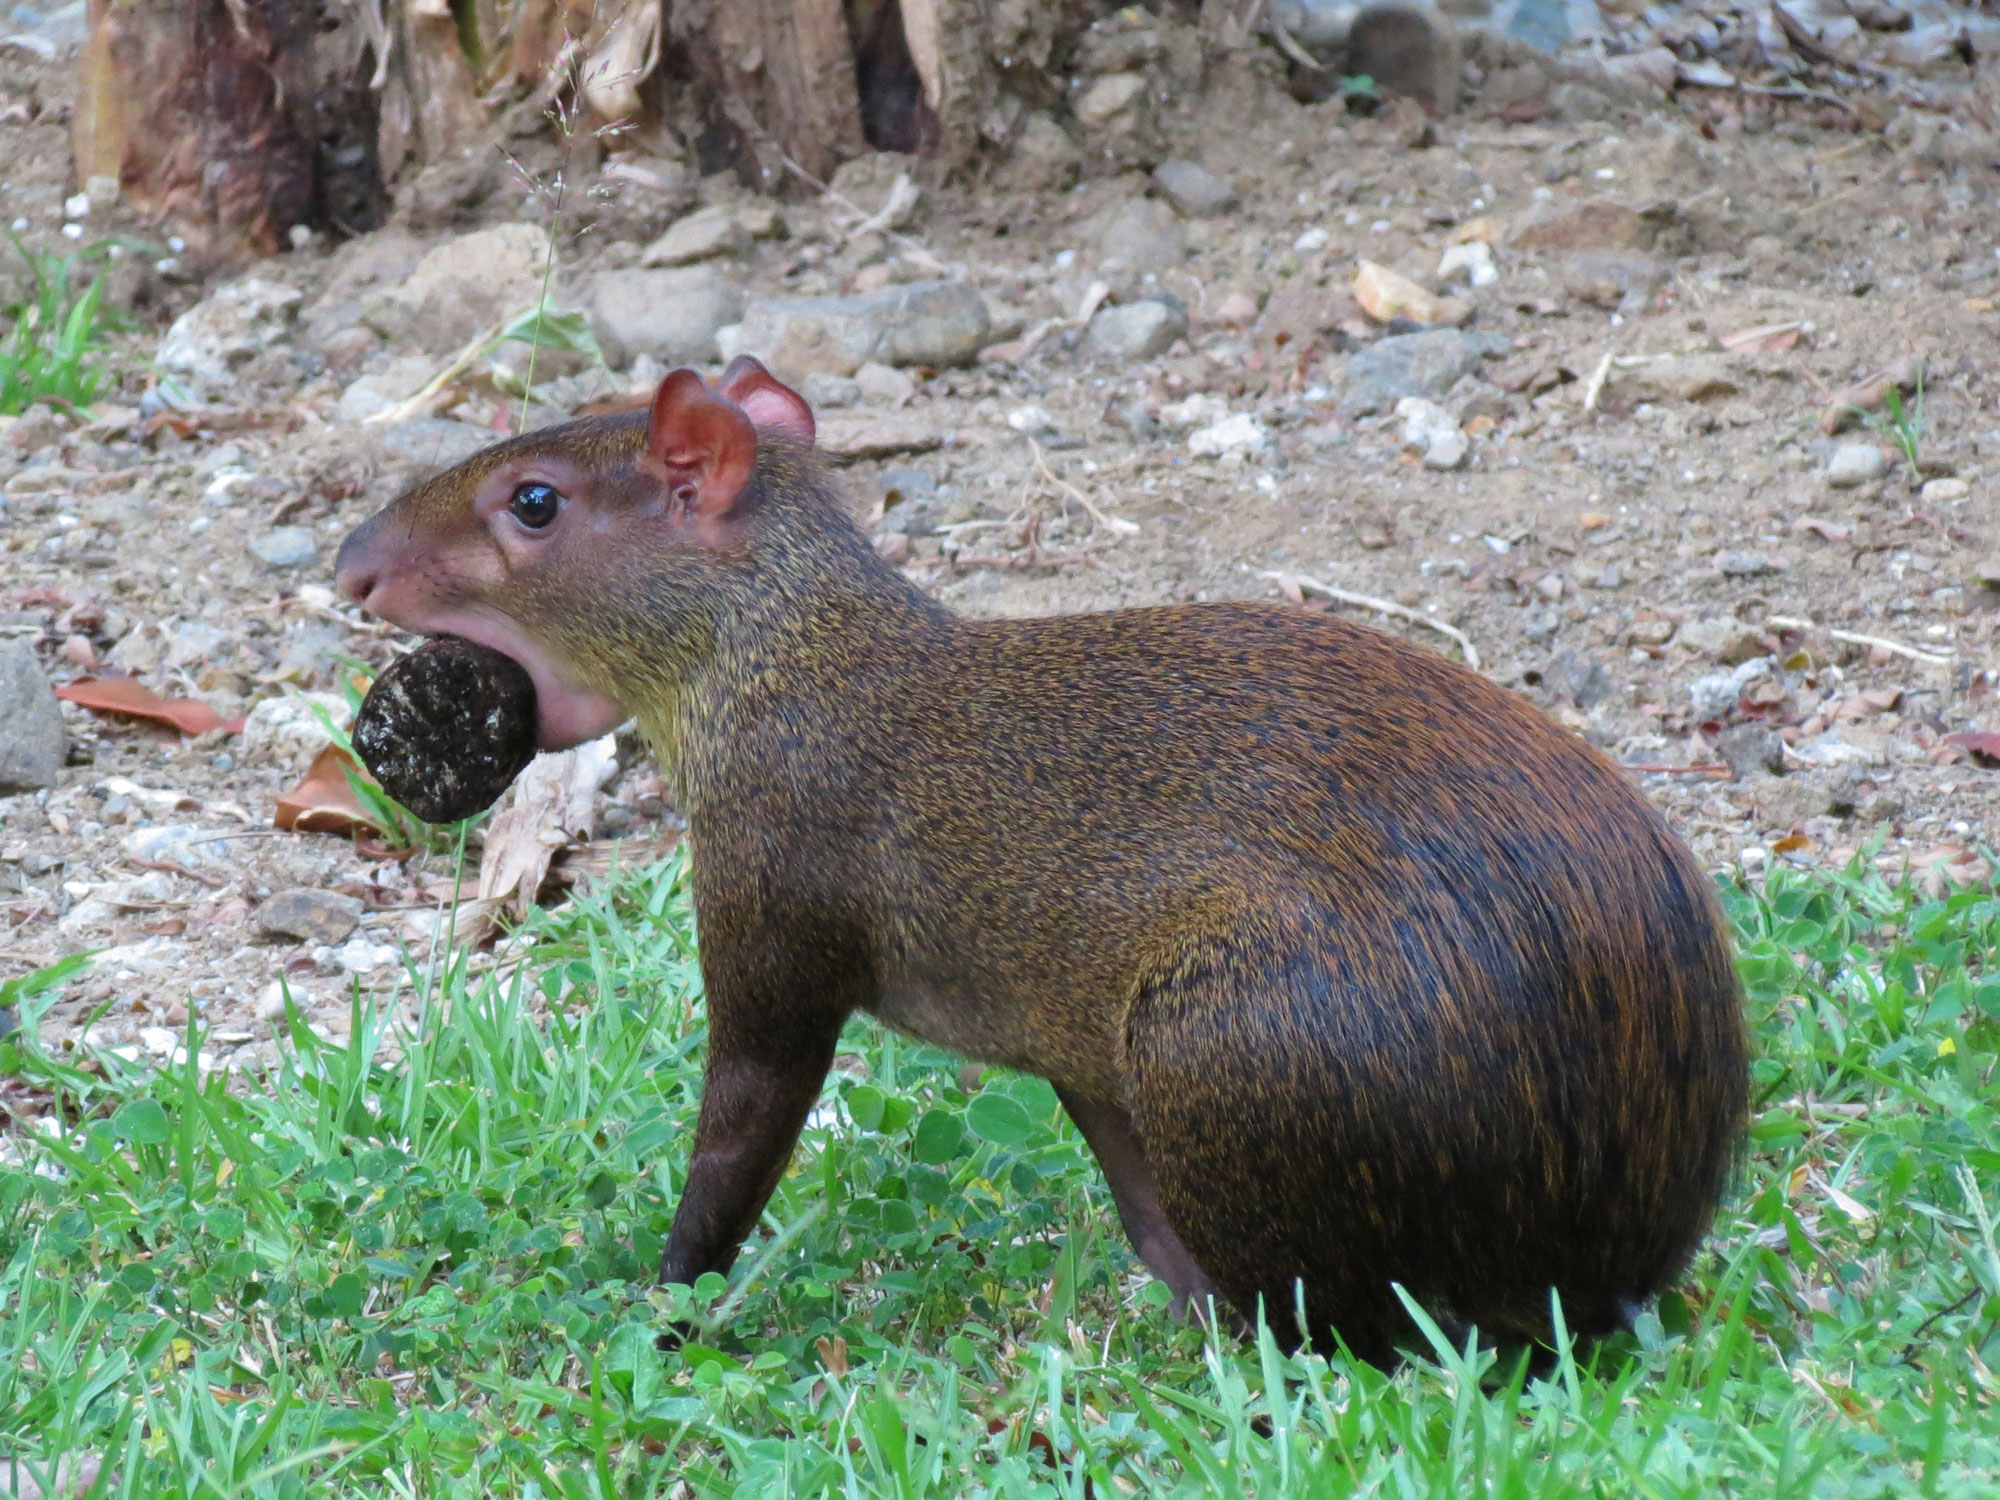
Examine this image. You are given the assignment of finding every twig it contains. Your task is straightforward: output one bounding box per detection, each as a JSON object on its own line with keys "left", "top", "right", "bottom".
{"left": 363, "top": 313, "right": 519, "bottom": 427}
{"left": 1623, "top": 763, "right": 1731, "bottom": 777}
{"left": 1766, "top": 614, "right": 1954, "bottom": 666}
{"left": 126, "top": 858, "right": 225, "bottom": 890}
{"left": 1027, "top": 437, "right": 1138, "bottom": 537}
{"left": 1268, "top": 15, "right": 1328, "bottom": 71}
{"left": 1263, "top": 572, "right": 1481, "bottom": 670}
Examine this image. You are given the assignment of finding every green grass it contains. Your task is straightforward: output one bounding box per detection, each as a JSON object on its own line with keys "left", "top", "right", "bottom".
{"left": 2, "top": 854, "right": 1999, "bottom": 1495}
{"left": 0, "top": 235, "right": 125, "bottom": 415}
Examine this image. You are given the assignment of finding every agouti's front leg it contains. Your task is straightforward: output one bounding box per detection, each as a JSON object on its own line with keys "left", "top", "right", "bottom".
{"left": 659, "top": 1017, "right": 842, "bottom": 1286}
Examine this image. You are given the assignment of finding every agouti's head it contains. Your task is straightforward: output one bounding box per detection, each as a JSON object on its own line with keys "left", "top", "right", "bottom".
{"left": 335, "top": 356, "right": 816, "bottom": 750}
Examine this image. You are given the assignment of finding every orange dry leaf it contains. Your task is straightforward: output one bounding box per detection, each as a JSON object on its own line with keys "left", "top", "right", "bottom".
{"left": 274, "top": 745, "right": 385, "bottom": 835}
{"left": 1718, "top": 322, "right": 1801, "bottom": 355}
{"left": 1944, "top": 731, "right": 2000, "bottom": 767}
{"left": 54, "top": 677, "right": 245, "bottom": 735}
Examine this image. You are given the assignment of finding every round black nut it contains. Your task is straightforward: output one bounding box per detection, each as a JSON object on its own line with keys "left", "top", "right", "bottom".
{"left": 352, "top": 637, "right": 538, "bottom": 824}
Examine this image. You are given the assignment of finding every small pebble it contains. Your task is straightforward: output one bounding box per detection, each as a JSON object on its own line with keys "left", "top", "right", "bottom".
{"left": 1920, "top": 476, "right": 1969, "bottom": 503}
{"left": 1825, "top": 443, "right": 1887, "bottom": 489}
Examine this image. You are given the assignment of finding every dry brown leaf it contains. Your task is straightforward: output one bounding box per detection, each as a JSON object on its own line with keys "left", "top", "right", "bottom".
{"left": 55, "top": 677, "right": 244, "bottom": 736}
{"left": 1718, "top": 322, "right": 1802, "bottom": 355}
{"left": 453, "top": 734, "right": 620, "bottom": 944}
{"left": 1944, "top": 731, "right": 2000, "bottom": 766}
{"left": 274, "top": 745, "right": 384, "bottom": 836}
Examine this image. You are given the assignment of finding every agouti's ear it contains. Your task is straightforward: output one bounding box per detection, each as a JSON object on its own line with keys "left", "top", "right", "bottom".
{"left": 718, "top": 355, "right": 816, "bottom": 445}
{"left": 647, "top": 368, "right": 758, "bottom": 523}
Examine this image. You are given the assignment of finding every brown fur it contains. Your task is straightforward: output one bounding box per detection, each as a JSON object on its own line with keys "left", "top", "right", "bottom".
{"left": 337, "top": 384, "right": 1747, "bottom": 1364}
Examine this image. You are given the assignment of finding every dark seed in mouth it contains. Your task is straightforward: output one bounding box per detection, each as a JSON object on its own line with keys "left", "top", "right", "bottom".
{"left": 352, "top": 636, "right": 539, "bottom": 825}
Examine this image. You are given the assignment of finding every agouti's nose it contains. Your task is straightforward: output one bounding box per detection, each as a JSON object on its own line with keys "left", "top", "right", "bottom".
{"left": 333, "top": 518, "right": 381, "bottom": 605}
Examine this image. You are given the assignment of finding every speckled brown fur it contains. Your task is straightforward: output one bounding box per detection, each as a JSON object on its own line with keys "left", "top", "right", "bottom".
{"left": 338, "top": 370, "right": 1748, "bottom": 1364}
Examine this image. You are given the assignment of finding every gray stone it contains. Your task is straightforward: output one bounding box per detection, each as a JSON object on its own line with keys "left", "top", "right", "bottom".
{"left": 373, "top": 418, "right": 491, "bottom": 472}
{"left": 336, "top": 354, "right": 433, "bottom": 423}
{"left": 586, "top": 265, "right": 744, "bottom": 368}
{"left": 1005, "top": 113, "right": 1082, "bottom": 191}
{"left": 258, "top": 888, "right": 364, "bottom": 947}
{"left": 1676, "top": 615, "right": 1768, "bottom": 664}
{"left": 1716, "top": 724, "right": 1784, "bottom": 781}
{"left": 1093, "top": 197, "right": 1187, "bottom": 276}
{"left": 156, "top": 278, "right": 304, "bottom": 400}
{"left": 364, "top": 223, "right": 551, "bottom": 355}
{"left": 800, "top": 372, "right": 861, "bottom": 409}
{"left": 1341, "top": 329, "right": 1500, "bottom": 415}
{"left": 1555, "top": 648, "right": 1613, "bottom": 709}
{"left": 250, "top": 527, "right": 319, "bottom": 570}
{"left": 640, "top": 205, "right": 748, "bottom": 267}
{"left": 1826, "top": 442, "right": 1888, "bottom": 488}
{"left": 1714, "top": 549, "right": 1779, "bottom": 578}
{"left": 0, "top": 639, "right": 63, "bottom": 794}
{"left": 731, "top": 280, "right": 990, "bottom": 381}
{"left": 1089, "top": 299, "right": 1189, "bottom": 360}
{"left": 853, "top": 361, "right": 917, "bottom": 407}
{"left": 1151, "top": 160, "right": 1236, "bottom": 216}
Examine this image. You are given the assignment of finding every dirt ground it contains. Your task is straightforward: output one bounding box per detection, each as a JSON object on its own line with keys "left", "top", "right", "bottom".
{"left": 2, "top": 23, "right": 1997, "bottom": 1084}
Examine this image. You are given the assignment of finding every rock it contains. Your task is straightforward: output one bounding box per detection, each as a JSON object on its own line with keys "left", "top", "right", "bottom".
{"left": 1093, "top": 197, "right": 1187, "bottom": 276}
{"left": 815, "top": 412, "right": 943, "bottom": 459}
{"left": 1689, "top": 660, "right": 1770, "bottom": 720}
{"left": 0, "top": 639, "right": 64, "bottom": 794}
{"left": 123, "top": 825, "right": 230, "bottom": 868}
{"left": 373, "top": 417, "right": 491, "bottom": 472}
{"left": 1826, "top": 442, "right": 1888, "bottom": 488}
{"left": 1602, "top": 46, "right": 1679, "bottom": 96}
{"left": 155, "top": 278, "right": 304, "bottom": 399}
{"left": 249, "top": 528, "right": 318, "bottom": 570}
{"left": 1713, "top": 549, "right": 1779, "bottom": 578}
{"left": 1152, "top": 159, "right": 1236, "bottom": 215}
{"left": 1075, "top": 72, "right": 1147, "bottom": 127}
{"left": 1188, "top": 412, "right": 1267, "bottom": 457}
{"left": 1751, "top": 775, "right": 1835, "bottom": 830}
{"left": 1348, "top": 1, "right": 1464, "bottom": 117}
{"left": 853, "top": 361, "right": 916, "bottom": 407}
{"left": 640, "top": 205, "right": 748, "bottom": 266}
{"left": 1394, "top": 396, "right": 1469, "bottom": 470}
{"left": 1968, "top": 557, "right": 2000, "bottom": 591}
{"left": 1159, "top": 393, "right": 1229, "bottom": 429}
{"left": 1006, "top": 405, "right": 1058, "bottom": 435}
{"left": 1354, "top": 260, "right": 1469, "bottom": 327}
{"left": 1554, "top": 648, "right": 1612, "bottom": 709}
{"left": 1511, "top": 196, "right": 1689, "bottom": 255}
{"left": 829, "top": 153, "right": 923, "bottom": 229}
{"left": 800, "top": 372, "right": 861, "bottom": 409}
{"left": 1616, "top": 355, "right": 1741, "bottom": 404}
{"left": 587, "top": 265, "right": 743, "bottom": 368}
{"left": 258, "top": 889, "right": 364, "bottom": 947}
{"left": 1921, "top": 477, "right": 1970, "bottom": 503}
{"left": 365, "top": 223, "right": 551, "bottom": 355}
{"left": 1341, "top": 328, "right": 1501, "bottom": 415}
{"left": 1676, "top": 616, "right": 1768, "bottom": 665}
{"left": 1562, "top": 251, "right": 1665, "bottom": 315}
{"left": 1089, "top": 299, "right": 1189, "bottom": 359}
{"left": 1437, "top": 240, "right": 1496, "bottom": 286}
{"left": 731, "top": 280, "right": 990, "bottom": 381}
{"left": 241, "top": 692, "right": 352, "bottom": 765}
{"left": 1006, "top": 113, "right": 1082, "bottom": 191}
{"left": 335, "top": 354, "right": 434, "bottom": 423}
{"left": 1716, "top": 724, "right": 1785, "bottom": 781}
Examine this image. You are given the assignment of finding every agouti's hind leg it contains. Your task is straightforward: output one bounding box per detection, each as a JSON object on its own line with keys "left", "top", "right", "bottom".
{"left": 1055, "top": 1086, "right": 1228, "bottom": 1322}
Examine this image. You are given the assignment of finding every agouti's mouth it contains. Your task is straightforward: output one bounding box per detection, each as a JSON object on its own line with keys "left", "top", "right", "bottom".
{"left": 415, "top": 616, "right": 627, "bottom": 753}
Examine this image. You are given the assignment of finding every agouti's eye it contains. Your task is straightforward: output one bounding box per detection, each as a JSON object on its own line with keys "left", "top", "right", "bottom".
{"left": 509, "top": 482, "right": 561, "bottom": 529}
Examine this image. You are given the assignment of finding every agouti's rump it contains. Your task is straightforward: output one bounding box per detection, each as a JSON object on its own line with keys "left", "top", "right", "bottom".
{"left": 335, "top": 357, "right": 1746, "bottom": 1363}
{"left": 794, "top": 603, "right": 1743, "bottom": 1359}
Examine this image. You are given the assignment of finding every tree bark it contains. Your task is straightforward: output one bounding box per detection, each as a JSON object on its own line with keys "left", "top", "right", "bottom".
{"left": 74, "top": 0, "right": 320, "bottom": 260}
{"left": 668, "top": 0, "right": 868, "bottom": 189}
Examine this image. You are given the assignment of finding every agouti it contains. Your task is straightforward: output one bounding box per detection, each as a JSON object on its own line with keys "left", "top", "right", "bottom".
{"left": 335, "top": 357, "right": 1747, "bottom": 1364}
